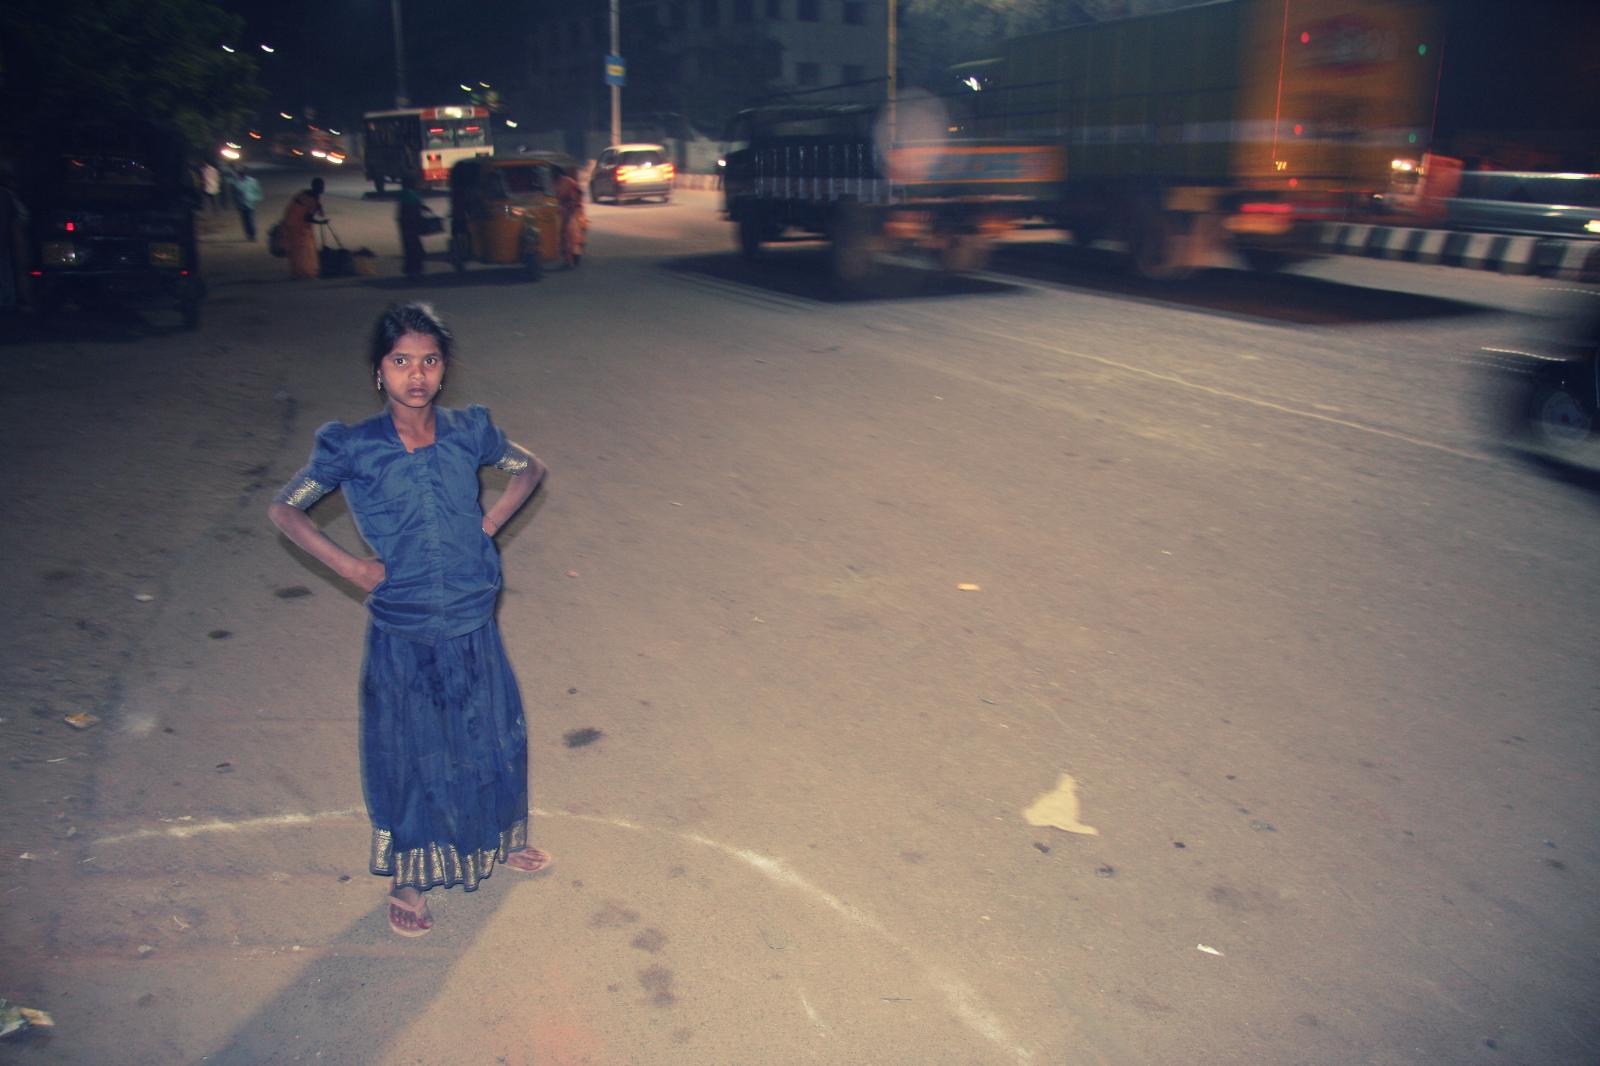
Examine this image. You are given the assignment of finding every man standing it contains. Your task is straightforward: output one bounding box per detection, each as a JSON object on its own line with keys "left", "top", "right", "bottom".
{"left": 230, "top": 165, "right": 264, "bottom": 241}
{"left": 200, "top": 161, "right": 222, "bottom": 213}
{"left": 397, "top": 174, "right": 426, "bottom": 280}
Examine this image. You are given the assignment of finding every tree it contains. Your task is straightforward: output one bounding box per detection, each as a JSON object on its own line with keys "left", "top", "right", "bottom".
{"left": 0, "top": 0, "right": 266, "bottom": 153}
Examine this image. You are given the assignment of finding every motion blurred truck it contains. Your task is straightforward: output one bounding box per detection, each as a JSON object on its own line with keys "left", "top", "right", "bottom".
{"left": 721, "top": 102, "right": 1066, "bottom": 284}
{"left": 955, "top": 0, "right": 1442, "bottom": 276}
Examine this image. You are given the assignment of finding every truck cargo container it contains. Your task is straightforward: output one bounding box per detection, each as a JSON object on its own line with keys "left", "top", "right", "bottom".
{"left": 956, "top": 0, "right": 1442, "bottom": 276}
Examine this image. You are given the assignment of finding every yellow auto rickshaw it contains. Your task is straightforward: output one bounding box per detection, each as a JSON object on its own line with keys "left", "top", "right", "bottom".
{"left": 446, "top": 154, "right": 578, "bottom": 278}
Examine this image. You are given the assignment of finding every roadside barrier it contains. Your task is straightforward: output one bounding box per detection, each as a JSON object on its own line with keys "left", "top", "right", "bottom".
{"left": 1319, "top": 222, "right": 1599, "bottom": 281}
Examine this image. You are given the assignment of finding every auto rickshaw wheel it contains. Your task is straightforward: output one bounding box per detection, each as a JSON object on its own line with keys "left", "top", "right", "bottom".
{"left": 524, "top": 250, "right": 543, "bottom": 281}
{"left": 181, "top": 297, "right": 201, "bottom": 329}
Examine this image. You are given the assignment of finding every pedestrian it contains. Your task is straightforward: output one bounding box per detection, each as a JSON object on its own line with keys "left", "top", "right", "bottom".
{"left": 230, "top": 165, "right": 264, "bottom": 241}
{"left": 281, "top": 176, "right": 326, "bottom": 279}
{"left": 267, "top": 301, "right": 552, "bottom": 938}
{"left": 0, "top": 161, "right": 28, "bottom": 313}
{"left": 397, "top": 173, "right": 426, "bottom": 280}
{"left": 555, "top": 166, "right": 586, "bottom": 268}
{"left": 201, "top": 161, "right": 222, "bottom": 212}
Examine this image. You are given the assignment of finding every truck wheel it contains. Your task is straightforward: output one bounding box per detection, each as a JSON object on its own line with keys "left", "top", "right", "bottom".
{"left": 1531, "top": 382, "right": 1594, "bottom": 451}
{"left": 450, "top": 235, "right": 467, "bottom": 273}
{"left": 738, "top": 211, "right": 764, "bottom": 260}
{"left": 373, "top": 177, "right": 386, "bottom": 195}
{"left": 830, "top": 205, "right": 877, "bottom": 286}
{"left": 1131, "top": 209, "right": 1189, "bottom": 281}
{"left": 939, "top": 235, "right": 990, "bottom": 274}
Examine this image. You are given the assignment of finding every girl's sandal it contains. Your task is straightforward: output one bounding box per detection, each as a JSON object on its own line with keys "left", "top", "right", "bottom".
{"left": 387, "top": 893, "right": 434, "bottom": 938}
{"left": 504, "top": 847, "right": 553, "bottom": 874}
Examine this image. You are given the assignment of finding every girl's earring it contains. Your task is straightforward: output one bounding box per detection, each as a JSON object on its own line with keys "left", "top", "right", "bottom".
{"left": 376, "top": 379, "right": 383, "bottom": 392}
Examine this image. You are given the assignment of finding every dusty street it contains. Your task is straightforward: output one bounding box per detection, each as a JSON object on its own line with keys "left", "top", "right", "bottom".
{"left": 2, "top": 170, "right": 1596, "bottom": 1065}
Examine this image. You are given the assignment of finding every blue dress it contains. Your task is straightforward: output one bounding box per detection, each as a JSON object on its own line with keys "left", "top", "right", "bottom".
{"left": 276, "top": 404, "right": 537, "bottom": 890}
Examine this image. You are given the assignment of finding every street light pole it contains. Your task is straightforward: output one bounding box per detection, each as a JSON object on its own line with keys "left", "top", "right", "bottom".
{"left": 391, "top": 0, "right": 410, "bottom": 107}
{"left": 886, "top": 0, "right": 897, "bottom": 145}
{"left": 609, "top": 0, "right": 621, "bottom": 146}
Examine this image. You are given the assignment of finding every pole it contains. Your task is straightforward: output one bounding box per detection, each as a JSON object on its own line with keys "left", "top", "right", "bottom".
{"left": 886, "top": 0, "right": 896, "bottom": 146}
{"left": 609, "top": 0, "right": 621, "bottom": 146}
{"left": 391, "top": 0, "right": 409, "bottom": 107}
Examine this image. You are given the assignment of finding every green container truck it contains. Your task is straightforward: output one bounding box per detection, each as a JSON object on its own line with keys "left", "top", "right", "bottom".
{"left": 957, "top": 0, "right": 1442, "bottom": 276}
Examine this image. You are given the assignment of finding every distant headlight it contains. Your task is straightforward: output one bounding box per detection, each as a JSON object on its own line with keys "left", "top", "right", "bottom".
{"left": 328, "top": 152, "right": 346, "bottom": 164}
{"left": 149, "top": 242, "right": 182, "bottom": 267}
{"left": 1587, "top": 220, "right": 1600, "bottom": 235}
{"left": 220, "top": 146, "right": 242, "bottom": 161}
{"left": 42, "top": 241, "right": 82, "bottom": 267}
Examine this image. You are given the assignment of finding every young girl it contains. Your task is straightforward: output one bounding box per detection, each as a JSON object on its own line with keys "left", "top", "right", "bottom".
{"left": 268, "top": 301, "right": 551, "bottom": 937}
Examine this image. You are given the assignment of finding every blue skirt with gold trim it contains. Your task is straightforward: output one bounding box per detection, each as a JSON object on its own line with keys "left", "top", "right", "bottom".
{"left": 360, "top": 621, "right": 528, "bottom": 891}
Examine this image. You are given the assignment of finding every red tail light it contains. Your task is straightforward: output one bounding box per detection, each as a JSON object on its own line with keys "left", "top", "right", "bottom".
{"left": 1239, "top": 202, "right": 1293, "bottom": 215}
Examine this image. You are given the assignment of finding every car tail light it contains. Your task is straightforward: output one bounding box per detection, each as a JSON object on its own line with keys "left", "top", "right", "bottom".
{"left": 1238, "top": 202, "right": 1293, "bottom": 215}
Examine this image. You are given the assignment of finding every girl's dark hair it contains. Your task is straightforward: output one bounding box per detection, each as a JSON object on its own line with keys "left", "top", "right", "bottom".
{"left": 368, "top": 301, "right": 454, "bottom": 372}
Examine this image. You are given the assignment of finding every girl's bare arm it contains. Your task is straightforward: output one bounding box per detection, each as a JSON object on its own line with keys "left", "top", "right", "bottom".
{"left": 268, "top": 501, "right": 385, "bottom": 591}
{"left": 481, "top": 455, "right": 546, "bottom": 537}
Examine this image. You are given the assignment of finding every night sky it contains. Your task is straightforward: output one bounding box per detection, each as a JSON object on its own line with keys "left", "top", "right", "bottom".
{"left": 215, "top": 0, "right": 1599, "bottom": 164}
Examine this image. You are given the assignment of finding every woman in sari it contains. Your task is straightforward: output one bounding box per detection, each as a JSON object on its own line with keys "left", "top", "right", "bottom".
{"left": 282, "top": 177, "right": 326, "bottom": 280}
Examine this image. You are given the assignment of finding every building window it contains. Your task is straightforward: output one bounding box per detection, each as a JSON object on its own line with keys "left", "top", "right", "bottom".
{"left": 797, "top": 0, "right": 819, "bottom": 21}
{"left": 734, "top": 0, "right": 753, "bottom": 21}
{"left": 842, "top": 63, "right": 863, "bottom": 83}
{"left": 765, "top": 0, "right": 782, "bottom": 17}
{"left": 796, "top": 60, "right": 820, "bottom": 85}
{"left": 842, "top": 0, "right": 864, "bottom": 24}
{"left": 701, "top": 0, "right": 719, "bottom": 27}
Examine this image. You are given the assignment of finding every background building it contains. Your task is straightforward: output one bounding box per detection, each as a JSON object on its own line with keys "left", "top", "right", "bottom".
{"left": 524, "top": 0, "right": 889, "bottom": 163}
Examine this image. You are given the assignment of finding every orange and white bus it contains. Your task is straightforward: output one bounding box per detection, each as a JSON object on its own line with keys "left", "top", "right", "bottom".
{"left": 361, "top": 105, "right": 493, "bottom": 193}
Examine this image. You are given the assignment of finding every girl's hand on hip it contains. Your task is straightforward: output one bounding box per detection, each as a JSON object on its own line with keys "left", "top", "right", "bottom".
{"left": 349, "top": 558, "right": 386, "bottom": 592}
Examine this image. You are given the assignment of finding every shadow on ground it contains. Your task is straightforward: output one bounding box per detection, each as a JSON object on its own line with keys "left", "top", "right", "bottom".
{"left": 659, "top": 240, "right": 1493, "bottom": 321}
{"left": 201, "top": 882, "right": 508, "bottom": 1065}
{"left": 661, "top": 245, "right": 1022, "bottom": 304}
{"left": 0, "top": 304, "right": 195, "bottom": 345}
{"left": 988, "top": 241, "right": 1493, "bottom": 325}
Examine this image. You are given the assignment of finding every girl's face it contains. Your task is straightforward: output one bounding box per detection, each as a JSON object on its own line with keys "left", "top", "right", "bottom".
{"left": 378, "top": 331, "right": 446, "bottom": 409}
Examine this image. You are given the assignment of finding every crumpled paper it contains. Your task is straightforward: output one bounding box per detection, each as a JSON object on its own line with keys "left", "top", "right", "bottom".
{"left": 1022, "top": 773, "right": 1099, "bottom": 835}
{"left": 0, "top": 999, "right": 54, "bottom": 1039}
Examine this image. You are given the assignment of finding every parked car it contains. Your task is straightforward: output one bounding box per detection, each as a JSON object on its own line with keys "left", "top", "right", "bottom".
{"left": 589, "top": 143, "right": 674, "bottom": 204}
{"left": 1472, "top": 285, "right": 1600, "bottom": 467}
{"left": 21, "top": 118, "right": 204, "bottom": 327}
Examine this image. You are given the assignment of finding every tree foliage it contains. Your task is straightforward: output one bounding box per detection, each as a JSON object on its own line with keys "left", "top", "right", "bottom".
{"left": 0, "top": 0, "right": 267, "bottom": 153}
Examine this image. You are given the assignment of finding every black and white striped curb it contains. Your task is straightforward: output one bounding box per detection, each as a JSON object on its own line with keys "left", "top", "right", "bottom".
{"left": 1319, "top": 222, "right": 1600, "bottom": 281}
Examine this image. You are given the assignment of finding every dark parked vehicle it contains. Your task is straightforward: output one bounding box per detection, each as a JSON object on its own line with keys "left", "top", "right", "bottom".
{"left": 1474, "top": 286, "right": 1600, "bottom": 466}
{"left": 21, "top": 119, "right": 203, "bottom": 327}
